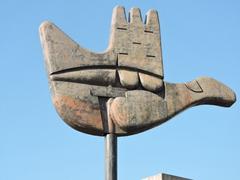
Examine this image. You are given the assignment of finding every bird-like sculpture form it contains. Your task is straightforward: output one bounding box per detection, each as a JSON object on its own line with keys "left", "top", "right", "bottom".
{"left": 39, "top": 6, "right": 236, "bottom": 136}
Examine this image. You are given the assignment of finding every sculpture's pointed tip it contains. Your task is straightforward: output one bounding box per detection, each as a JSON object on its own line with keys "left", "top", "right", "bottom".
{"left": 129, "top": 7, "right": 142, "bottom": 23}
{"left": 145, "top": 9, "right": 160, "bottom": 33}
{"left": 112, "top": 5, "right": 127, "bottom": 23}
{"left": 39, "top": 21, "right": 54, "bottom": 32}
{"left": 114, "top": 5, "right": 125, "bottom": 10}
{"left": 231, "top": 91, "right": 237, "bottom": 105}
{"left": 196, "top": 77, "right": 237, "bottom": 107}
{"left": 224, "top": 87, "right": 236, "bottom": 107}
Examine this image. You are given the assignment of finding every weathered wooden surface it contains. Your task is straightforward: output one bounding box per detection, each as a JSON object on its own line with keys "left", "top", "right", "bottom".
{"left": 142, "top": 173, "right": 191, "bottom": 180}
{"left": 39, "top": 6, "right": 236, "bottom": 136}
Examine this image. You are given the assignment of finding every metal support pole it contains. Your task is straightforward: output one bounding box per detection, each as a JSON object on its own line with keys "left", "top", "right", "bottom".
{"left": 105, "top": 133, "right": 117, "bottom": 180}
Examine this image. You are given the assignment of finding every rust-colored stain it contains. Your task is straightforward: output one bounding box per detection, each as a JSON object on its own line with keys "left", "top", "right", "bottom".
{"left": 53, "top": 95, "right": 104, "bottom": 135}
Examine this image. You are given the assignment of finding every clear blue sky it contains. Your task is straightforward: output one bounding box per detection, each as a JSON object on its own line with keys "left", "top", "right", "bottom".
{"left": 1, "top": 0, "right": 239, "bottom": 180}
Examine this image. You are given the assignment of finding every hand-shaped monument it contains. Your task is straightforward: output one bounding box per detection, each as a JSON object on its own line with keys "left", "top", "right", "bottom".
{"left": 39, "top": 6, "right": 236, "bottom": 180}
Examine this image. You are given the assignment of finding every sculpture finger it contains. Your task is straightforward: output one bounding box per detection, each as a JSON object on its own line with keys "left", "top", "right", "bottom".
{"left": 109, "top": 6, "right": 164, "bottom": 91}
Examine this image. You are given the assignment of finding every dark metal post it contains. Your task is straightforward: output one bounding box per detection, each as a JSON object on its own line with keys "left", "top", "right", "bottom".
{"left": 105, "top": 133, "right": 117, "bottom": 180}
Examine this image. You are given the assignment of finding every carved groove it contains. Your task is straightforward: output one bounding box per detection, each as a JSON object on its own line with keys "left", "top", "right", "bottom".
{"left": 118, "top": 52, "right": 128, "bottom": 55}
{"left": 132, "top": 42, "right": 141, "bottom": 45}
{"left": 117, "top": 27, "right": 127, "bottom": 30}
{"left": 50, "top": 66, "right": 163, "bottom": 79}
{"left": 146, "top": 55, "right": 155, "bottom": 58}
{"left": 144, "top": 30, "right": 154, "bottom": 33}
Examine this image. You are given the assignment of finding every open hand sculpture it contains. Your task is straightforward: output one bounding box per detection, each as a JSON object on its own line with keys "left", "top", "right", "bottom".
{"left": 40, "top": 6, "right": 236, "bottom": 136}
